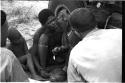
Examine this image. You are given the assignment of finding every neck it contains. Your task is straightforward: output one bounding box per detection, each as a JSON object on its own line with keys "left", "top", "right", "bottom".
{"left": 79, "top": 27, "right": 98, "bottom": 39}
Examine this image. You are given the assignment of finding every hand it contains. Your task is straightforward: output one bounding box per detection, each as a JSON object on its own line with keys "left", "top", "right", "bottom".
{"left": 52, "top": 47, "right": 62, "bottom": 55}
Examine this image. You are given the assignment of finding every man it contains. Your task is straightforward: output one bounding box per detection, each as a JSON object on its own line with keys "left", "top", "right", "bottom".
{"left": 33, "top": 7, "right": 72, "bottom": 81}
{"left": 0, "top": 10, "right": 29, "bottom": 82}
{"left": 52, "top": 4, "right": 71, "bottom": 67}
{"left": 30, "top": 9, "right": 67, "bottom": 79}
{"left": 48, "top": 5, "right": 71, "bottom": 82}
{"left": 53, "top": 4, "right": 83, "bottom": 74}
{"left": 30, "top": 9, "right": 55, "bottom": 77}
{"left": 67, "top": 8, "right": 122, "bottom": 82}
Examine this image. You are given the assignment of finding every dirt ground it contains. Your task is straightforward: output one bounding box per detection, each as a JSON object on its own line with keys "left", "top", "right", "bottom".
{"left": 1, "top": 1, "right": 49, "bottom": 49}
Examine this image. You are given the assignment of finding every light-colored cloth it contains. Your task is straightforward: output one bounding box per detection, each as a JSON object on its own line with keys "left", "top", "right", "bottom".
{"left": 68, "top": 29, "right": 122, "bottom": 82}
{"left": 0, "top": 47, "right": 29, "bottom": 82}
{"left": 28, "top": 78, "right": 50, "bottom": 83}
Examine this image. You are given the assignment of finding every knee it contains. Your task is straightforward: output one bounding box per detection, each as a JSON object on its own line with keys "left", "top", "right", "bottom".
{"left": 39, "top": 34, "right": 48, "bottom": 46}
{"left": 33, "top": 32, "right": 40, "bottom": 44}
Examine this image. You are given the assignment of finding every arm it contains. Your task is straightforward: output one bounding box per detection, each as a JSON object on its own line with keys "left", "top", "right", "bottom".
{"left": 38, "top": 34, "right": 49, "bottom": 68}
{"left": 30, "top": 27, "right": 45, "bottom": 71}
{"left": 52, "top": 32, "right": 70, "bottom": 56}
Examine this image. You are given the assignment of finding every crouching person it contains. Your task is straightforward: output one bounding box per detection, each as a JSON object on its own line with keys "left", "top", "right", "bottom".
{"left": 0, "top": 10, "right": 29, "bottom": 82}
{"left": 68, "top": 8, "right": 122, "bottom": 82}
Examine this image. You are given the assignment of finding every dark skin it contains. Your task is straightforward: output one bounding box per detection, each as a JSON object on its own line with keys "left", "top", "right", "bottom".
{"left": 52, "top": 9, "right": 70, "bottom": 57}
{"left": 30, "top": 23, "right": 54, "bottom": 69}
{"left": 30, "top": 19, "right": 64, "bottom": 78}
{"left": 7, "top": 28, "right": 42, "bottom": 80}
{"left": 52, "top": 9, "right": 72, "bottom": 72}
{"left": 29, "top": 17, "right": 58, "bottom": 75}
{"left": 31, "top": 9, "right": 73, "bottom": 79}
{"left": 8, "top": 28, "right": 29, "bottom": 63}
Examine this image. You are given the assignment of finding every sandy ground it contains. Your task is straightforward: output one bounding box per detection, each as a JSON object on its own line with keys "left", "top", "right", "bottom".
{"left": 1, "top": 1, "right": 49, "bottom": 49}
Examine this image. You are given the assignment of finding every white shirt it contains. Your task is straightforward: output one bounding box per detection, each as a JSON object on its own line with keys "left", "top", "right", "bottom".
{"left": 68, "top": 29, "right": 122, "bottom": 82}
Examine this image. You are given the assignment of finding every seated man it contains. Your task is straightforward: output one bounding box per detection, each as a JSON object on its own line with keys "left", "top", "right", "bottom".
{"left": 68, "top": 8, "right": 122, "bottom": 82}
{"left": 30, "top": 9, "right": 56, "bottom": 78}
{"left": 53, "top": 5, "right": 83, "bottom": 74}
{"left": 52, "top": 4, "right": 71, "bottom": 67}
{"left": 7, "top": 28, "right": 42, "bottom": 80}
{"left": 0, "top": 10, "right": 29, "bottom": 82}
{"left": 36, "top": 12, "right": 66, "bottom": 78}
{"left": 30, "top": 9, "right": 67, "bottom": 79}
{"left": 32, "top": 8, "right": 70, "bottom": 81}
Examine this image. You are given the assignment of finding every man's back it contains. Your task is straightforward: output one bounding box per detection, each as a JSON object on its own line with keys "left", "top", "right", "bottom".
{"left": 68, "top": 29, "right": 122, "bottom": 82}
{"left": 0, "top": 48, "right": 29, "bottom": 82}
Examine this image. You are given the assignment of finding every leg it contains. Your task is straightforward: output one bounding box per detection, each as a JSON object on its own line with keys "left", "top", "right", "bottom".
{"left": 26, "top": 53, "right": 43, "bottom": 80}
{"left": 30, "top": 45, "right": 41, "bottom": 71}
{"left": 38, "top": 34, "right": 50, "bottom": 78}
{"left": 38, "top": 34, "right": 48, "bottom": 68}
{"left": 26, "top": 53, "right": 36, "bottom": 75}
{"left": 30, "top": 28, "right": 44, "bottom": 72}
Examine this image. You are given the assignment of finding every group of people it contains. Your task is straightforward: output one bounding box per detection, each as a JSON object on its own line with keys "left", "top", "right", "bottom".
{"left": 0, "top": 1, "right": 122, "bottom": 82}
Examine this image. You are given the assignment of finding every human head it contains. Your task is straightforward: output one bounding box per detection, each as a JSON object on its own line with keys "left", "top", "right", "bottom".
{"left": 91, "top": 8, "right": 110, "bottom": 29}
{"left": 1, "top": 10, "right": 8, "bottom": 47}
{"left": 38, "top": 9, "right": 54, "bottom": 25}
{"left": 54, "top": 5, "right": 71, "bottom": 32}
{"left": 8, "top": 28, "right": 22, "bottom": 44}
{"left": 69, "top": 8, "right": 97, "bottom": 33}
{"left": 107, "top": 13, "right": 122, "bottom": 28}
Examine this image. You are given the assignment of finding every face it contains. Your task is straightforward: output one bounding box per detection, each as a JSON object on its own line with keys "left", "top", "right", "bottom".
{"left": 55, "top": 9, "right": 69, "bottom": 32}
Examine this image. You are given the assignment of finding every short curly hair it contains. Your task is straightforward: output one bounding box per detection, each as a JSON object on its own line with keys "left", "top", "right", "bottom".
{"left": 69, "top": 8, "right": 96, "bottom": 32}
{"left": 1, "top": 10, "right": 6, "bottom": 26}
{"left": 38, "top": 9, "right": 54, "bottom": 25}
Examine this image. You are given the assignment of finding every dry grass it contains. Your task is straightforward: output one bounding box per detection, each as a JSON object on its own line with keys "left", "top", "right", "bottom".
{"left": 1, "top": 1, "right": 48, "bottom": 48}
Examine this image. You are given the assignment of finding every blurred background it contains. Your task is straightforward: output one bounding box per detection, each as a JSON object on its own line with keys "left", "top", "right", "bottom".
{"left": 1, "top": 0, "right": 122, "bottom": 49}
{"left": 1, "top": 1, "right": 49, "bottom": 48}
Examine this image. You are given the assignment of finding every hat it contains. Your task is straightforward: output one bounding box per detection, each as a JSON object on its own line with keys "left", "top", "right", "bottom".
{"left": 55, "top": 4, "right": 70, "bottom": 16}
{"left": 69, "top": 8, "right": 96, "bottom": 32}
